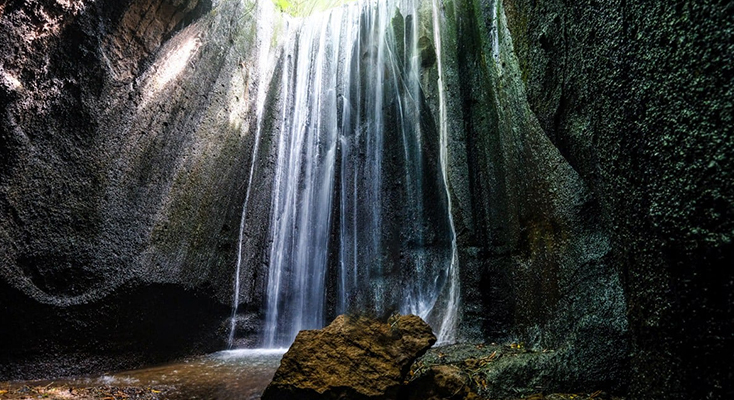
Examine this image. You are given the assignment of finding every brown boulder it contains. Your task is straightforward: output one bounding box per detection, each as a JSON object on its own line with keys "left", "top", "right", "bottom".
{"left": 402, "top": 365, "right": 481, "bottom": 400}
{"left": 261, "top": 314, "right": 437, "bottom": 400}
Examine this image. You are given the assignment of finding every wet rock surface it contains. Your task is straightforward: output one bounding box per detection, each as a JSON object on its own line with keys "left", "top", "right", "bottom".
{"left": 497, "top": 0, "right": 734, "bottom": 398}
{"left": 261, "top": 314, "right": 436, "bottom": 400}
{"left": 0, "top": 385, "right": 171, "bottom": 400}
{"left": 403, "top": 364, "right": 480, "bottom": 400}
{"left": 438, "top": 0, "right": 628, "bottom": 394}
{"left": 409, "top": 344, "right": 626, "bottom": 400}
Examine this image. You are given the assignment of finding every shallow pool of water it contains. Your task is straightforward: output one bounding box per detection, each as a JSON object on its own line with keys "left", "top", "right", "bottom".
{"left": 3, "top": 349, "right": 287, "bottom": 400}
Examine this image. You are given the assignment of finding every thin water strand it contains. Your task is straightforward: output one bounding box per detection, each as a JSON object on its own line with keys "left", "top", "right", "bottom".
{"left": 432, "top": 0, "right": 459, "bottom": 344}
{"left": 228, "top": 1, "right": 280, "bottom": 348}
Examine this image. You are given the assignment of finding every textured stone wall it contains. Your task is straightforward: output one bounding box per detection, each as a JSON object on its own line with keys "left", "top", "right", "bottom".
{"left": 500, "top": 0, "right": 734, "bottom": 398}
{"left": 0, "top": 0, "right": 283, "bottom": 379}
{"left": 438, "top": 0, "right": 628, "bottom": 393}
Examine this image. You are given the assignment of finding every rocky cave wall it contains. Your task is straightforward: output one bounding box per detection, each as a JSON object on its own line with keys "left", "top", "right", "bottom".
{"left": 440, "top": 0, "right": 628, "bottom": 393}
{"left": 498, "top": 0, "right": 734, "bottom": 398}
{"left": 0, "top": 0, "right": 286, "bottom": 379}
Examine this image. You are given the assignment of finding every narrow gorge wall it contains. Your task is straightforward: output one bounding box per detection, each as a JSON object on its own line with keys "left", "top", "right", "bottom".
{"left": 437, "top": 0, "right": 628, "bottom": 392}
{"left": 499, "top": 0, "right": 734, "bottom": 398}
{"left": 0, "top": 0, "right": 286, "bottom": 378}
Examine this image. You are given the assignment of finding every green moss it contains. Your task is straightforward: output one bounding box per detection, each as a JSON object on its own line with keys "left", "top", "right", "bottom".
{"left": 271, "top": 14, "right": 285, "bottom": 48}
{"left": 271, "top": 0, "right": 358, "bottom": 17}
{"left": 502, "top": 0, "right": 530, "bottom": 85}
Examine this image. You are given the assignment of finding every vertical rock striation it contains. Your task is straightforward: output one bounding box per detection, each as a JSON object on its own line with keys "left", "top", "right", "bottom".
{"left": 432, "top": 0, "right": 629, "bottom": 393}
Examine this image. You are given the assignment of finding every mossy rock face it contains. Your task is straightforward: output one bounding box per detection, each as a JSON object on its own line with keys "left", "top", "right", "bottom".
{"left": 418, "top": 36, "right": 436, "bottom": 68}
{"left": 435, "top": 0, "right": 629, "bottom": 394}
{"left": 498, "top": 0, "right": 734, "bottom": 398}
{"left": 411, "top": 344, "right": 631, "bottom": 400}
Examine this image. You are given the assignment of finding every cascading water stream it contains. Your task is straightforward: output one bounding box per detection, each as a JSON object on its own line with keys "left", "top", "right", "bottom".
{"left": 262, "top": 10, "right": 343, "bottom": 347}
{"left": 230, "top": 0, "right": 460, "bottom": 348}
{"left": 227, "top": 0, "right": 281, "bottom": 349}
{"left": 431, "top": 0, "right": 458, "bottom": 343}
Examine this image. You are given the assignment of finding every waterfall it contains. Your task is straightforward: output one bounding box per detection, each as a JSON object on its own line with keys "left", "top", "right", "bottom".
{"left": 232, "top": 0, "right": 460, "bottom": 348}
{"left": 431, "top": 0, "right": 458, "bottom": 343}
{"left": 262, "top": 7, "right": 343, "bottom": 347}
{"left": 228, "top": 0, "right": 280, "bottom": 349}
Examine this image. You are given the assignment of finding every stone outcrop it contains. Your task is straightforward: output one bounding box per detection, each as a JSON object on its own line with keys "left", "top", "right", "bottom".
{"left": 261, "top": 314, "right": 436, "bottom": 400}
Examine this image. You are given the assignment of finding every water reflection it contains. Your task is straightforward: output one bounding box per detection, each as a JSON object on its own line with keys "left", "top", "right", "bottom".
{"left": 5, "top": 349, "right": 285, "bottom": 400}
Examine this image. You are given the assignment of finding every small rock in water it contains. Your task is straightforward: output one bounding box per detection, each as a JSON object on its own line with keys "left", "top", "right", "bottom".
{"left": 261, "top": 314, "right": 436, "bottom": 400}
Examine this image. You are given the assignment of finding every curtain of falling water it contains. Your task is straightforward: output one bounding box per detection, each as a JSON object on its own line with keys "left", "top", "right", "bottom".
{"left": 259, "top": 0, "right": 459, "bottom": 348}
{"left": 262, "top": 8, "right": 342, "bottom": 347}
